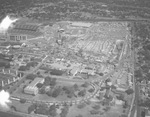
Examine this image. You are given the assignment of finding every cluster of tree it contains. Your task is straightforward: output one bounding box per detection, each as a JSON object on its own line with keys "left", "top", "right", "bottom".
{"left": 125, "top": 88, "right": 134, "bottom": 95}
{"left": 123, "top": 100, "right": 129, "bottom": 109}
{"left": 18, "top": 62, "right": 38, "bottom": 71}
{"left": 26, "top": 74, "right": 37, "bottom": 80}
{"left": 77, "top": 103, "right": 86, "bottom": 109}
{"left": 36, "top": 83, "right": 43, "bottom": 88}
{"left": 48, "top": 104, "right": 57, "bottom": 117}
{"left": 62, "top": 86, "right": 75, "bottom": 98}
{"left": 60, "top": 105, "right": 69, "bottom": 117}
{"left": 39, "top": 86, "right": 46, "bottom": 94}
{"left": 29, "top": 103, "right": 57, "bottom": 116}
{"left": 26, "top": 61, "right": 38, "bottom": 68}
{"left": 28, "top": 103, "right": 37, "bottom": 114}
{"left": 116, "top": 94, "right": 125, "bottom": 101}
{"left": 0, "top": 61, "right": 10, "bottom": 68}
{"left": 88, "top": 88, "right": 94, "bottom": 93}
{"left": 18, "top": 65, "right": 29, "bottom": 71}
{"left": 92, "top": 105, "right": 100, "bottom": 110}
{"left": 50, "top": 69, "right": 64, "bottom": 76}
{"left": 131, "top": 23, "right": 150, "bottom": 82}
{"left": 78, "top": 89, "right": 86, "bottom": 97}
{"left": 81, "top": 82, "right": 89, "bottom": 88}
{"left": 20, "top": 98, "right": 27, "bottom": 104}
{"left": 90, "top": 109, "right": 99, "bottom": 115}
{"left": 139, "top": 98, "right": 150, "bottom": 109}
{"left": 44, "top": 76, "right": 57, "bottom": 87}
{"left": 51, "top": 87, "right": 62, "bottom": 98}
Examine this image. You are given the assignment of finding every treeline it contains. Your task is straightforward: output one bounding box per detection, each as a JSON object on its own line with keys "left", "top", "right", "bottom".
{"left": 132, "top": 22, "right": 150, "bottom": 82}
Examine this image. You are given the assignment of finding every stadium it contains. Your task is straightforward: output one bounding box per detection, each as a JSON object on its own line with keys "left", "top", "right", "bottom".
{"left": 0, "top": 18, "right": 43, "bottom": 42}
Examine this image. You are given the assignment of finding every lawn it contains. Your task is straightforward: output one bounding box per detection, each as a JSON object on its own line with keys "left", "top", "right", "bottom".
{"left": 11, "top": 100, "right": 31, "bottom": 113}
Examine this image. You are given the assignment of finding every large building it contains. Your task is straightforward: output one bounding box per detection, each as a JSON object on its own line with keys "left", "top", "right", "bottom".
{"left": 24, "top": 77, "right": 44, "bottom": 95}
{"left": 0, "top": 19, "right": 43, "bottom": 42}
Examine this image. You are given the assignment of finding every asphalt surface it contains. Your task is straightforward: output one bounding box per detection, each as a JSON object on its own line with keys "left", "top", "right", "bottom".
{"left": 130, "top": 83, "right": 140, "bottom": 117}
{"left": 0, "top": 110, "right": 22, "bottom": 117}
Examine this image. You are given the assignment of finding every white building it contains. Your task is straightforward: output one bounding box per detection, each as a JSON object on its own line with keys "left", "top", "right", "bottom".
{"left": 24, "top": 78, "right": 44, "bottom": 95}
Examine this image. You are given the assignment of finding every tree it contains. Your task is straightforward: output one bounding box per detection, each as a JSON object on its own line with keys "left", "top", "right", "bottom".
{"left": 90, "top": 110, "right": 99, "bottom": 115}
{"left": 35, "top": 104, "right": 48, "bottom": 115}
{"left": 39, "top": 87, "right": 45, "bottom": 94}
{"left": 111, "top": 85, "right": 117, "bottom": 89}
{"left": 125, "top": 88, "right": 134, "bottom": 95}
{"left": 103, "top": 106, "right": 111, "bottom": 112}
{"left": 141, "top": 111, "right": 145, "bottom": 117}
{"left": 98, "top": 73, "right": 104, "bottom": 76}
{"left": 49, "top": 104, "right": 57, "bottom": 117}
{"left": 81, "top": 82, "right": 89, "bottom": 88}
{"left": 37, "top": 71, "right": 40, "bottom": 75}
{"left": 18, "top": 66, "right": 29, "bottom": 71}
{"left": 73, "top": 84, "right": 79, "bottom": 91}
{"left": 116, "top": 94, "right": 125, "bottom": 101}
{"left": 85, "top": 100, "right": 91, "bottom": 105}
{"left": 78, "top": 89, "right": 86, "bottom": 97}
{"left": 50, "top": 78, "right": 57, "bottom": 87}
{"left": 92, "top": 105, "right": 100, "bottom": 110}
{"left": 105, "top": 78, "right": 111, "bottom": 83}
{"left": 26, "top": 62, "right": 38, "bottom": 67}
{"left": 60, "top": 106, "right": 69, "bottom": 117}
{"left": 46, "top": 90, "right": 53, "bottom": 96}
{"left": 88, "top": 88, "right": 94, "bottom": 93}
{"left": 44, "top": 77, "right": 57, "bottom": 87}
{"left": 44, "top": 76, "right": 51, "bottom": 86}
{"left": 36, "top": 83, "right": 43, "bottom": 88}
{"left": 11, "top": 106, "right": 16, "bottom": 111}
{"left": 77, "top": 103, "right": 86, "bottom": 109}
{"left": 123, "top": 100, "right": 128, "bottom": 109}
{"left": 52, "top": 87, "right": 62, "bottom": 97}
{"left": 28, "top": 104, "right": 36, "bottom": 114}
{"left": 26, "top": 74, "right": 37, "bottom": 80}
{"left": 20, "top": 98, "right": 26, "bottom": 104}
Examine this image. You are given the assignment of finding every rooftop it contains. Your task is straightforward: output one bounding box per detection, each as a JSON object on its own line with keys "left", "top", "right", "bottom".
{"left": 7, "top": 21, "right": 43, "bottom": 38}
{"left": 27, "top": 77, "right": 44, "bottom": 88}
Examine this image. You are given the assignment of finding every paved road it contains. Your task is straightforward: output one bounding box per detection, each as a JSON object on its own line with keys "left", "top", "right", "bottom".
{"left": 7, "top": 55, "right": 48, "bottom": 93}
{"left": 130, "top": 82, "right": 140, "bottom": 117}
{"left": 0, "top": 110, "right": 22, "bottom": 117}
{"left": 129, "top": 38, "right": 142, "bottom": 117}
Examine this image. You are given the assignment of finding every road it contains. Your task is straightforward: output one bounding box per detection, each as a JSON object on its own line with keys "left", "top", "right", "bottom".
{"left": 129, "top": 36, "right": 141, "bottom": 117}
{"left": 6, "top": 55, "right": 48, "bottom": 93}
{"left": 6, "top": 36, "right": 132, "bottom": 113}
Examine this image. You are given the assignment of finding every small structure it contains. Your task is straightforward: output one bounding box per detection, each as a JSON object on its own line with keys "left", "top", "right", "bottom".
{"left": 24, "top": 78, "right": 44, "bottom": 95}
{"left": 115, "top": 99, "right": 124, "bottom": 105}
{"left": 70, "top": 22, "right": 92, "bottom": 28}
{"left": 70, "top": 66, "right": 80, "bottom": 76}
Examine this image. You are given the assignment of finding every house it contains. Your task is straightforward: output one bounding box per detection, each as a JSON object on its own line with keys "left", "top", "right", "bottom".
{"left": 70, "top": 67, "right": 80, "bottom": 76}
{"left": 24, "top": 78, "right": 44, "bottom": 95}
{"left": 115, "top": 99, "right": 124, "bottom": 105}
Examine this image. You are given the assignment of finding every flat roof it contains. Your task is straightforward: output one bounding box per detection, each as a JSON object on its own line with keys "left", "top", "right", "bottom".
{"left": 70, "top": 22, "right": 92, "bottom": 27}
{"left": 27, "top": 77, "right": 44, "bottom": 87}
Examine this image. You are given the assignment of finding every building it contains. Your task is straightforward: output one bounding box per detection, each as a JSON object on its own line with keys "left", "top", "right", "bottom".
{"left": 24, "top": 78, "right": 44, "bottom": 95}
{"left": 70, "top": 22, "right": 92, "bottom": 28}
{"left": 0, "top": 19, "right": 43, "bottom": 42}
